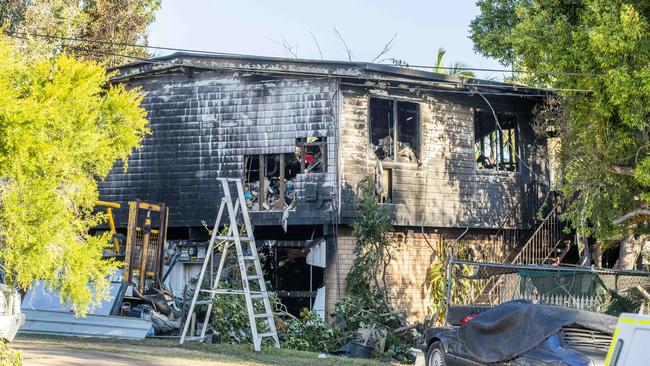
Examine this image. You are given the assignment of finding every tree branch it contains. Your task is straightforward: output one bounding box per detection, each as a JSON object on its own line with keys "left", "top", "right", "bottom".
{"left": 333, "top": 27, "right": 352, "bottom": 61}
{"left": 604, "top": 165, "right": 635, "bottom": 176}
{"left": 612, "top": 209, "right": 650, "bottom": 225}
{"left": 634, "top": 285, "right": 650, "bottom": 302}
{"left": 308, "top": 31, "right": 323, "bottom": 60}
{"left": 371, "top": 33, "right": 397, "bottom": 63}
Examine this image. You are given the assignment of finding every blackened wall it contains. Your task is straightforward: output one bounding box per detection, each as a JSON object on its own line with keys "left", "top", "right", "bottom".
{"left": 99, "top": 65, "right": 548, "bottom": 232}
{"left": 99, "top": 70, "right": 338, "bottom": 229}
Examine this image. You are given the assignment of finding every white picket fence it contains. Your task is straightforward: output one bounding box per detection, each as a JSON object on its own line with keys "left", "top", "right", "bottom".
{"left": 533, "top": 293, "right": 602, "bottom": 311}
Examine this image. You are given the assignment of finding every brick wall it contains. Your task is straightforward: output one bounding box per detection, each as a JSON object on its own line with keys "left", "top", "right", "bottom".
{"left": 384, "top": 231, "right": 442, "bottom": 322}
{"left": 324, "top": 226, "right": 356, "bottom": 320}
{"left": 325, "top": 228, "right": 504, "bottom": 323}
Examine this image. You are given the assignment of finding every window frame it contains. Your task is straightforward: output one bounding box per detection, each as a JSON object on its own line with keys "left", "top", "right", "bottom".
{"left": 367, "top": 97, "right": 421, "bottom": 164}
{"left": 473, "top": 109, "right": 521, "bottom": 173}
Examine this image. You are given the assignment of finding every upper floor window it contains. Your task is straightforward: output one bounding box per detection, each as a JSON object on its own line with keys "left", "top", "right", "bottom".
{"left": 474, "top": 110, "right": 519, "bottom": 172}
{"left": 369, "top": 98, "right": 420, "bottom": 163}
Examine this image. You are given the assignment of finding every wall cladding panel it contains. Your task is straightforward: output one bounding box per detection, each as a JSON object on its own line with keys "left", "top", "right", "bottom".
{"left": 99, "top": 71, "right": 338, "bottom": 228}
{"left": 339, "top": 87, "right": 547, "bottom": 229}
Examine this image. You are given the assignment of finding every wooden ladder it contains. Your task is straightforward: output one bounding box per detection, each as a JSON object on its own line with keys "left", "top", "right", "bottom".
{"left": 179, "top": 178, "right": 280, "bottom": 351}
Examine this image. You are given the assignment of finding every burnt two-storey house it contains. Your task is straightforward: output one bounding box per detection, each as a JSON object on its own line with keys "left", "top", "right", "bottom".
{"left": 101, "top": 53, "right": 559, "bottom": 321}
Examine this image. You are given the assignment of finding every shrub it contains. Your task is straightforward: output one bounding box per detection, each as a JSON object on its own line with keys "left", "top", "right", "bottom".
{"left": 0, "top": 341, "right": 21, "bottom": 366}
{"left": 281, "top": 309, "right": 342, "bottom": 352}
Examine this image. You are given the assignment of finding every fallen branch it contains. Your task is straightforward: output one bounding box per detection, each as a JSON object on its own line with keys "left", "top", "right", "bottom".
{"left": 634, "top": 285, "right": 650, "bottom": 302}
{"left": 274, "top": 310, "right": 298, "bottom": 320}
{"left": 392, "top": 323, "right": 418, "bottom": 335}
{"left": 605, "top": 165, "right": 635, "bottom": 177}
{"left": 612, "top": 209, "right": 650, "bottom": 225}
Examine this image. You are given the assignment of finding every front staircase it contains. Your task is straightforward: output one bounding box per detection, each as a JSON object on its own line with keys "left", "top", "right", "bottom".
{"left": 471, "top": 189, "right": 573, "bottom": 305}
{"left": 510, "top": 198, "right": 569, "bottom": 265}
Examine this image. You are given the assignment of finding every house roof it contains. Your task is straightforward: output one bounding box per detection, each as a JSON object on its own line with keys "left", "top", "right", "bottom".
{"left": 113, "top": 52, "right": 551, "bottom": 98}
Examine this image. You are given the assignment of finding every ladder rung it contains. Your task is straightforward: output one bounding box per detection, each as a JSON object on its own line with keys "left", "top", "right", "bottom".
{"left": 201, "top": 289, "right": 245, "bottom": 295}
{"left": 250, "top": 292, "right": 267, "bottom": 299}
{"left": 247, "top": 275, "right": 263, "bottom": 281}
{"left": 194, "top": 300, "right": 212, "bottom": 305}
{"left": 242, "top": 255, "right": 255, "bottom": 260}
{"left": 182, "top": 336, "right": 204, "bottom": 342}
{"left": 215, "top": 236, "right": 254, "bottom": 241}
{"left": 257, "top": 332, "right": 276, "bottom": 338}
{"left": 254, "top": 313, "right": 273, "bottom": 319}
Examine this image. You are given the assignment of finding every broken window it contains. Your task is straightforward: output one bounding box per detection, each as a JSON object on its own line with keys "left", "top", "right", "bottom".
{"left": 243, "top": 137, "right": 328, "bottom": 211}
{"left": 376, "top": 167, "right": 393, "bottom": 203}
{"left": 474, "top": 111, "right": 519, "bottom": 171}
{"left": 369, "top": 98, "right": 420, "bottom": 163}
{"left": 296, "top": 137, "right": 327, "bottom": 173}
{"left": 244, "top": 153, "right": 300, "bottom": 211}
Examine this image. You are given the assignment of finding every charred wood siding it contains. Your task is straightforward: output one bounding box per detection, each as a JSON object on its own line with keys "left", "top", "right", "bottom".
{"left": 339, "top": 86, "right": 548, "bottom": 229}
{"left": 99, "top": 71, "right": 338, "bottom": 228}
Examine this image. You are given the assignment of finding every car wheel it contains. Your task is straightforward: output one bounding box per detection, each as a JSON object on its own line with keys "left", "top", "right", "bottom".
{"left": 426, "top": 341, "right": 447, "bottom": 366}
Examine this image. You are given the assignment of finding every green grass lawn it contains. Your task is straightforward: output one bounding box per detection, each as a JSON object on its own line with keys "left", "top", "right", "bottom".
{"left": 14, "top": 334, "right": 401, "bottom": 366}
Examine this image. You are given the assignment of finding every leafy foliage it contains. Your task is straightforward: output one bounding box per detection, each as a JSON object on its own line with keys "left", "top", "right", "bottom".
{"left": 74, "top": 0, "right": 161, "bottom": 66}
{"left": 205, "top": 251, "right": 341, "bottom": 352}
{"left": 347, "top": 176, "right": 396, "bottom": 305}
{"left": 0, "top": 341, "right": 21, "bottom": 366}
{"left": 433, "top": 47, "right": 476, "bottom": 78}
{"left": 470, "top": 1, "right": 650, "bottom": 264}
{"left": 281, "top": 309, "right": 342, "bottom": 353}
{"left": 0, "top": 34, "right": 149, "bottom": 314}
{"left": 331, "top": 295, "right": 403, "bottom": 332}
{"left": 427, "top": 258, "right": 448, "bottom": 324}
{"left": 2, "top": 0, "right": 160, "bottom": 65}
{"left": 333, "top": 176, "right": 414, "bottom": 363}
{"left": 427, "top": 241, "right": 485, "bottom": 325}
{"left": 210, "top": 288, "right": 282, "bottom": 344}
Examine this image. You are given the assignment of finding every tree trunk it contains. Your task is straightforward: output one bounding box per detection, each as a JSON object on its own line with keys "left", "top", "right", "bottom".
{"left": 577, "top": 233, "right": 591, "bottom": 265}
{"left": 615, "top": 234, "right": 650, "bottom": 270}
{"left": 592, "top": 240, "right": 603, "bottom": 268}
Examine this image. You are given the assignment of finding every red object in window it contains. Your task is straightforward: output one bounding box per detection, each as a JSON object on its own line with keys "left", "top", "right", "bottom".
{"left": 460, "top": 313, "right": 478, "bottom": 325}
{"left": 305, "top": 154, "right": 314, "bottom": 165}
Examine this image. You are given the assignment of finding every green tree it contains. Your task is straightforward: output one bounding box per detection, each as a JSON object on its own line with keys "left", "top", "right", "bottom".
{"left": 2, "top": 0, "right": 160, "bottom": 65}
{"left": 332, "top": 176, "right": 413, "bottom": 362}
{"left": 434, "top": 47, "right": 476, "bottom": 78}
{"left": 73, "top": 0, "right": 161, "bottom": 66}
{"left": 346, "top": 176, "right": 396, "bottom": 305}
{"left": 0, "top": 35, "right": 149, "bottom": 314}
{"left": 470, "top": 1, "right": 650, "bottom": 268}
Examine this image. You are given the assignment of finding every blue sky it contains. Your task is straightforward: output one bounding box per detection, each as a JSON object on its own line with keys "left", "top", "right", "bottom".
{"left": 149, "top": 0, "right": 506, "bottom": 79}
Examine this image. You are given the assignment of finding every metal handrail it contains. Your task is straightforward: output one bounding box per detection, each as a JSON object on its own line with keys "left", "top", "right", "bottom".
{"left": 484, "top": 181, "right": 548, "bottom": 263}
{"left": 512, "top": 197, "right": 564, "bottom": 265}
{"left": 471, "top": 198, "right": 564, "bottom": 304}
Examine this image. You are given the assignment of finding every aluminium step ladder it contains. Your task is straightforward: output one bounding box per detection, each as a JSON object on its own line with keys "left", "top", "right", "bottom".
{"left": 179, "top": 178, "right": 280, "bottom": 351}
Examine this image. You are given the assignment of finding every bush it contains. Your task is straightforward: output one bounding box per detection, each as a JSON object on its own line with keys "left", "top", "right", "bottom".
{"left": 210, "top": 291, "right": 282, "bottom": 344}
{"left": 332, "top": 296, "right": 414, "bottom": 363}
{"left": 0, "top": 341, "right": 21, "bottom": 366}
{"left": 332, "top": 176, "right": 416, "bottom": 363}
{"left": 331, "top": 295, "right": 403, "bottom": 332}
{"left": 281, "top": 309, "right": 342, "bottom": 352}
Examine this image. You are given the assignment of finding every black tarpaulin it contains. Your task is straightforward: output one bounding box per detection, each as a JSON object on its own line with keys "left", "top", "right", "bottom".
{"left": 457, "top": 301, "right": 617, "bottom": 363}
